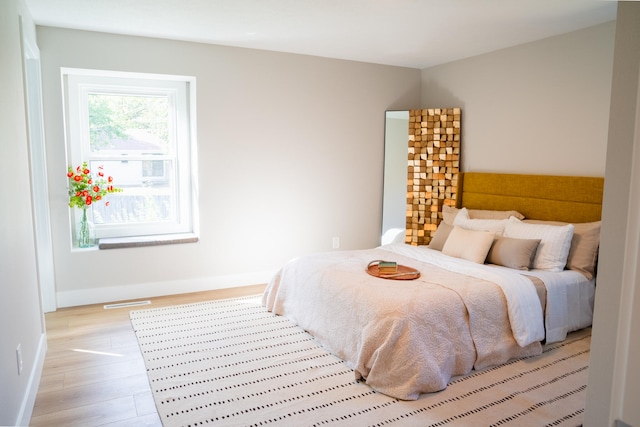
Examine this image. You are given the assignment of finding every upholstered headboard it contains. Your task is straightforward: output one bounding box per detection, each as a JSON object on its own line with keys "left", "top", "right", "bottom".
{"left": 457, "top": 172, "right": 604, "bottom": 223}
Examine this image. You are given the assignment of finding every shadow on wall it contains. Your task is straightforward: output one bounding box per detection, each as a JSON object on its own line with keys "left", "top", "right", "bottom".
{"left": 421, "top": 79, "right": 465, "bottom": 116}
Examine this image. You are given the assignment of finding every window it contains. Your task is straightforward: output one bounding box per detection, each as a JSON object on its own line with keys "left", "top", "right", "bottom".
{"left": 63, "top": 69, "right": 198, "bottom": 244}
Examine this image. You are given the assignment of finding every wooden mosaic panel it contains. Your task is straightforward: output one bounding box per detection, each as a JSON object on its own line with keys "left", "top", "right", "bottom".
{"left": 406, "top": 108, "right": 461, "bottom": 246}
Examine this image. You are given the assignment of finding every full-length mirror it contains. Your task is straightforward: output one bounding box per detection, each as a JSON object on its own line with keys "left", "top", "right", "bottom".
{"left": 382, "top": 108, "right": 461, "bottom": 246}
{"left": 381, "top": 110, "right": 409, "bottom": 244}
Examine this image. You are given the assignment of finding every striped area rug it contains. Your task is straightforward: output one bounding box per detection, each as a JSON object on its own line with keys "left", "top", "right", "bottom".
{"left": 130, "top": 295, "right": 590, "bottom": 427}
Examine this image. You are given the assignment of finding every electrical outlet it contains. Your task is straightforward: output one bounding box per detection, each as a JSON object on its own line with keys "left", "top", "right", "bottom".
{"left": 16, "top": 344, "right": 23, "bottom": 375}
{"left": 332, "top": 236, "right": 340, "bottom": 249}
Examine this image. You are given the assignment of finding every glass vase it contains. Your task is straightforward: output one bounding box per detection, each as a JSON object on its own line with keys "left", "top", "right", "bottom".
{"left": 77, "top": 207, "right": 95, "bottom": 248}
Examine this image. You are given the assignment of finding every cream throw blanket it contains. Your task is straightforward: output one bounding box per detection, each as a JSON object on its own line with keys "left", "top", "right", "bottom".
{"left": 384, "top": 244, "right": 545, "bottom": 346}
{"left": 263, "top": 246, "right": 542, "bottom": 400}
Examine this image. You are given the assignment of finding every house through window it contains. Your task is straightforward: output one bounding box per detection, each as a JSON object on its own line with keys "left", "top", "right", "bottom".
{"left": 63, "top": 68, "right": 198, "bottom": 245}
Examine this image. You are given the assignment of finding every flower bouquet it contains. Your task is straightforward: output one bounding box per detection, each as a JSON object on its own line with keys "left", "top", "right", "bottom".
{"left": 67, "top": 162, "right": 122, "bottom": 248}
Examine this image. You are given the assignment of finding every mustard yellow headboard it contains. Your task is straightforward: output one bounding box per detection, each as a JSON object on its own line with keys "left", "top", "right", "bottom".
{"left": 457, "top": 172, "right": 604, "bottom": 223}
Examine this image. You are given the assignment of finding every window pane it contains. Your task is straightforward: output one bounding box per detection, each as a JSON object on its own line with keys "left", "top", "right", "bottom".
{"left": 88, "top": 93, "right": 170, "bottom": 154}
{"left": 90, "top": 160, "right": 176, "bottom": 225}
{"left": 65, "top": 70, "right": 196, "bottom": 240}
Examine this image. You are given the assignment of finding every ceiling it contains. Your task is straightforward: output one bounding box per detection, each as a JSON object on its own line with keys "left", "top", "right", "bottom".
{"left": 25, "top": 0, "right": 617, "bottom": 69}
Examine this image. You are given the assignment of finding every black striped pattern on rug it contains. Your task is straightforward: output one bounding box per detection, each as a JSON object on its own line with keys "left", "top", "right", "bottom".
{"left": 130, "top": 295, "right": 590, "bottom": 427}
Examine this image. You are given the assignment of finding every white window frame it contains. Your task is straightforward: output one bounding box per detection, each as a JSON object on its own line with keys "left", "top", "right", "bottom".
{"left": 62, "top": 68, "right": 199, "bottom": 242}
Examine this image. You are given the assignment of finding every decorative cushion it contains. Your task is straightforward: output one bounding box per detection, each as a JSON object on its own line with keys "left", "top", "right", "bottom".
{"left": 442, "top": 205, "right": 524, "bottom": 225}
{"left": 442, "top": 205, "right": 459, "bottom": 225}
{"left": 452, "top": 207, "right": 508, "bottom": 234}
{"left": 428, "top": 221, "right": 453, "bottom": 251}
{"left": 524, "top": 220, "right": 601, "bottom": 279}
{"left": 503, "top": 217, "right": 574, "bottom": 272}
{"left": 442, "top": 226, "right": 495, "bottom": 264}
{"left": 486, "top": 236, "right": 541, "bottom": 270}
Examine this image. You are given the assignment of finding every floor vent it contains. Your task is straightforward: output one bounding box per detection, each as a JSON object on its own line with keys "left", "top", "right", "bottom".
{"left": 104, "top": 300, "right": 151, "bottom": 309}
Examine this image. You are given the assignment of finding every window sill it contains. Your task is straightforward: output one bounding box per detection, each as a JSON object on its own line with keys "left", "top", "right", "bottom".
{"left": 98, "top": 233, "right": 199, "bottom": 250}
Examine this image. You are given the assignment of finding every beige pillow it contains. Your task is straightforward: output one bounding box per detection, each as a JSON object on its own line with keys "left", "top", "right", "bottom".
{"left": 486, "top": 236, "right": 541, "bottom": 270}
{"left": 442, "top": 205, "right": 460, "bottom": 225}
{"left": 442, "top": 205, "right": 525, "bottom": 225}
{"left": 524, "top": 220, "right": 601, "bottom": 279}
{"left": 429, "top": 222, "right": 453, "bottom": 251}
{"left": 442, "top": 226, "right": 495, "bottom": 264}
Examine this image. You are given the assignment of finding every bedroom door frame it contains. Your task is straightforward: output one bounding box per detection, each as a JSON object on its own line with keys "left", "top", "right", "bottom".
{"left": 20, "top": 16, "right": 57, "bottom": 313}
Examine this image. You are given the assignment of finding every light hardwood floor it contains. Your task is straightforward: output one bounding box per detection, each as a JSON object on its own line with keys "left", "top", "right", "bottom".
{"left": 30, "top": 284, "right": 267, "bottom": 427}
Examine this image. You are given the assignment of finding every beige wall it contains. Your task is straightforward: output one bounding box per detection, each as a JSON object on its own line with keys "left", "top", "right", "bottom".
{"left": 421, "top": 22, "right": 615, "bottom": 176}
{"left": 37, "top": 27, "right": 421, "bottom": 306}
{"left": 0, "top": 0, "right": 47, "bottom": 425}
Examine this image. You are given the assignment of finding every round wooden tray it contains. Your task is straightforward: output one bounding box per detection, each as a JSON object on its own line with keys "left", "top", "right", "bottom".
{"left": 366, "top": 261, "right": 421, "bottom": 280}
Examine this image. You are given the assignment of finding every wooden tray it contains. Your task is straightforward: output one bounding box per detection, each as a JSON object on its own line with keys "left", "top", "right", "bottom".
{"left": 366, "top": 261, "right": 421, "bottom": 280}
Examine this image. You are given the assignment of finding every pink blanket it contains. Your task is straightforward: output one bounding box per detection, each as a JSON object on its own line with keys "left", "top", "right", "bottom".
{"left": 262, "top": 247, "right": 542, "bottom": 400}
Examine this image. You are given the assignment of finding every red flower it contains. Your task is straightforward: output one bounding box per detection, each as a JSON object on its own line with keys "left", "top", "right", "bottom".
{"left": 68, "top": 162, "right": 121, "bottom": 210}
{"left": 105, "top": 201, "right": 110, "bottom": 206}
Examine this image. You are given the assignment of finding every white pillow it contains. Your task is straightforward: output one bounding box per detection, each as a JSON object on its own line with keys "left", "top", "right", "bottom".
{"left": 453, "top": 207, "right": 508, "bottom": 235}
{"left": 442, "top": 226, "right": 495, "bottom": 264}
{"left": 502, "top": 217, "right": 574, "bottom": 272}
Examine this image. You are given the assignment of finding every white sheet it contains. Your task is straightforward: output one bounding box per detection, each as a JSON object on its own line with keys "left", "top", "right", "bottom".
{"left": 514, "top": 268, "right": 595, "bottom": 343}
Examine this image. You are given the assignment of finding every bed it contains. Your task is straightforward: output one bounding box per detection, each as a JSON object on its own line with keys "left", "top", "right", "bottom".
{"left": 262, "top": 172, "right": 603, "bottom": 400}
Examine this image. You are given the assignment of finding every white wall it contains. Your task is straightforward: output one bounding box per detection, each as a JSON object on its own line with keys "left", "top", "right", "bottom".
{"left": 36, "top": 27, "right": 422, "bottom": 307}
{"left": 585, "top": 3, "right": 640, "bottom": 426}
{"left": 0, "top": 0, "right": 47, "bottom": 425}
{"left": 420, "top": 22, "right": 615, "bottom": 176}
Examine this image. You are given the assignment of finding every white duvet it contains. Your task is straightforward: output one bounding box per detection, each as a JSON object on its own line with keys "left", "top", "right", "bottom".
{"left": 262, "top": 244, "right": 594, "bottom": 400}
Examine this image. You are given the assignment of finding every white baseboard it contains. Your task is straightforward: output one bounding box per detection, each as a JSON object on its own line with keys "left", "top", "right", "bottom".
{"left": 56, "top": 270, "right": 276, "bottom": 308}
{"left": 17, "top": 332, "right": 47, "bottom": 426}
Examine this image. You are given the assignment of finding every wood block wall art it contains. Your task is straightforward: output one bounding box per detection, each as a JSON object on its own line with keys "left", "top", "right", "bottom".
{"left": 406, "top": 108, "right": 461, "bottom": 246}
